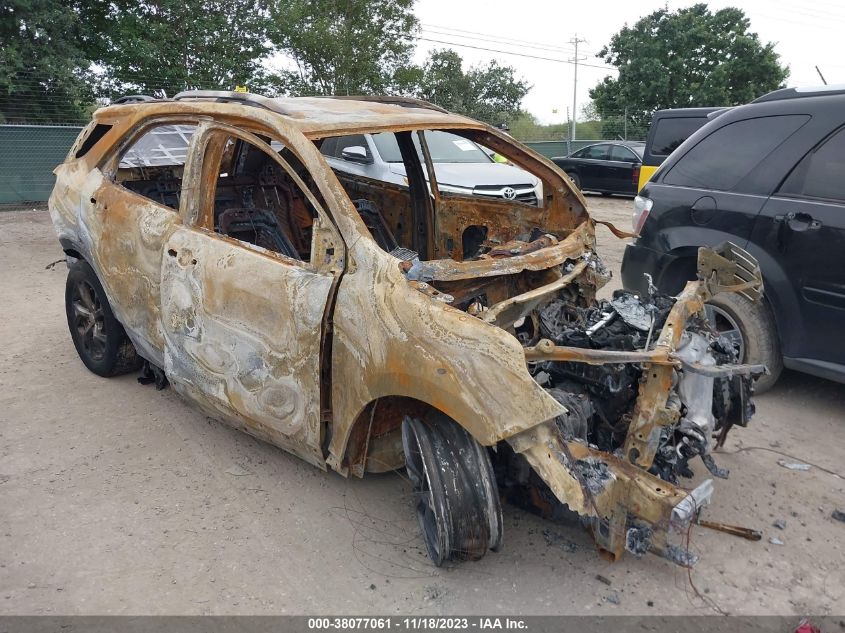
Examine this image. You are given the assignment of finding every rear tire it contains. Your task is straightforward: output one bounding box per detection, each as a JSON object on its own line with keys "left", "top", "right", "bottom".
{"left": 402, "top": 413, "right": 503, "bottom": 566}
{"left": 704, "top": 293, "right": 783, "bottom": 393}
{"left": 566, "top": 172, "right": 581, "bottom": 190}
{"left": 65, "top": 261, "right": 143, "bottom": 377}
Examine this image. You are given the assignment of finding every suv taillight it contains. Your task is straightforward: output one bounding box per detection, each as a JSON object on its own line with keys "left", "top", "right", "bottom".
{"left": 632, "top": 195, "right": 653, "bottom": 235}
{"left": 632, "top": 164, "right": 640, "bottom": 187}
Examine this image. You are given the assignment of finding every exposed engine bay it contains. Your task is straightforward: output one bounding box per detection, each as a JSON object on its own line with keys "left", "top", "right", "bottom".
{"left": 532, "top": 287, "right": 755, "bottom": 485}
{"left": 403, "top": 230, "right": 766, "bottom": 566}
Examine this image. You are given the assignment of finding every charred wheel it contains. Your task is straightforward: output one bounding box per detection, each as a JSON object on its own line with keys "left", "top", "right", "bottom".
{"left": 401, "top": 413, "right": 502, "bottom": 566}
{"left": 65, "top": 260, "right": 142, "bottom": 377}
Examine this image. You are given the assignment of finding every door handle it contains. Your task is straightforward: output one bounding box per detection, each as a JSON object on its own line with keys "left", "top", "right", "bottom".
{"left": 774, "top": 211, "right": 822, "bottom": 252}
{"left": 775, "top": 211, "right": 821, "bottom": 232}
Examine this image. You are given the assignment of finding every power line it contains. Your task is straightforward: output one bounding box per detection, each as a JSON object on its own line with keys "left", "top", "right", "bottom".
{"left": 421, "top": 27, "right": 583, "bottom": 57}
{"left": 415, "top": 37, "right": 616, "bottom": 71}
{"left": 421, "top": 23, "right": 601, "bottom": 56}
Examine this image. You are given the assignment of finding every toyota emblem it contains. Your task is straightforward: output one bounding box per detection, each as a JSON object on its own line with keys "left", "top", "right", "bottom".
{"left": 502, "top": 187, "right": 517, "bottom": 200}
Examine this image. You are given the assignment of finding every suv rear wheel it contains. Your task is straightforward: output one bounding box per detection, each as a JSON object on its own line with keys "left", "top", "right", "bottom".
{"left": 704, "top": 293, "right": 782, "bottom": 393}
{"left": 65, "top": 261, "right": 143, "bottom": 377}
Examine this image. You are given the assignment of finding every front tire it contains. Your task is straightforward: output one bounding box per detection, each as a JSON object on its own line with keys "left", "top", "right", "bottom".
{"left": 65, "top": 261, "right": 143, "bottom": 377}
{"left": 704, "top": 293, "right": 782, "bottom": 393}
{"left": 402, "top": 413, "right": 503, "bottom": 566}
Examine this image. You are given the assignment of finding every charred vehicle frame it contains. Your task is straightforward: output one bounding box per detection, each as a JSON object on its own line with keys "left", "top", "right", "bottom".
{"left": 49, "top": 91, "right": 765, "bottom": 567}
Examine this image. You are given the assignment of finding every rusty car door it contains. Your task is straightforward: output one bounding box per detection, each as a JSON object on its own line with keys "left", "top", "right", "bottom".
{"left": 83, "top": 122, "right": 197, "bottom": 365}
{"left": 158, "top": 123, "right": 344, "bottom": 468}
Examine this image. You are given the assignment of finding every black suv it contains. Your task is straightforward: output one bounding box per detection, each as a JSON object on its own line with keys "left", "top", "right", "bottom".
{"left": 621, "top": 86, "right": 845, "bottom": 392}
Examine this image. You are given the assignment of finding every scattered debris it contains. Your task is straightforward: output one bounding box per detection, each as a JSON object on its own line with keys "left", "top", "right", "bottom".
{"left": 699, "top": 519, "right": 762, "bottom": 541}
{"left": 832, "top": 510, "right": 845, "bottom": 524}
{"left": 768, "top": 536, "right": 784, "bottom": 546}
{"left": 794, "top": 618, "right": 821, "bottom": 633}
{"left": 423, "top": 585, "right": 443, "bottom": 602}
{"left": 596, "top": 574, "right": 612, "bottom": 586}
{"left": 773, "top": 519, "right": 786, "bottom": 530}
{"left": 604, "top": 591, "right": 621, "bottom": 605}
{"left": 542, "top": 529, "right": 577, "bottom": 553}
{"left": 777, "top": 459, "right": 811, "bottom": 471}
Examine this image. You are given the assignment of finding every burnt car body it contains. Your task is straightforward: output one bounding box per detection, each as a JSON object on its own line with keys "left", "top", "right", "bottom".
{"left": 49, "top": 91, "right": 763, "bottom": 567}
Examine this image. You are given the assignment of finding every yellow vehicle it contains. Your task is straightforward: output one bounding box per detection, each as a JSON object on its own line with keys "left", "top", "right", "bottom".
{"left": 638, "top": 107, "right": 728, "bottom": 191}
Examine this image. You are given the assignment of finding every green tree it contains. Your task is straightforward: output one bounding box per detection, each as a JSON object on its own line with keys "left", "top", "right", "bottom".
{"left": 415, "top": 49, "right": 530, "bottom": 123}
{"left": 589, "top": 4, "right": 788, "bottom": 133}
{"left": 0, "top": 0, "right": 94, "bottom": 123}
{"left": 268, "top": 0, "right": 418, "bottom": 95}
{"left": 82, "top": 0, "right": 272, "bottom": 98}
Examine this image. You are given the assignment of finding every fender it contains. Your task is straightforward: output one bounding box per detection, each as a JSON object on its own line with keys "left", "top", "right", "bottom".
{"left": 326, "top": 237, "right": 565, "bottom": 474}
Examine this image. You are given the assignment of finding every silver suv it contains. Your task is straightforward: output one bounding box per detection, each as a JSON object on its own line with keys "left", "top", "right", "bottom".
{"left": 320, "top": 129, "right": 543, "bottom": 205}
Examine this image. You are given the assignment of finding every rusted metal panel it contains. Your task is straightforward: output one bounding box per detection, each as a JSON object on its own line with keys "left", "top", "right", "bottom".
{"left": 326, "top": 235, "right": 567, "bottom": 474}
{"left": 159, "top": 227, "right": 333, "bottom": 467}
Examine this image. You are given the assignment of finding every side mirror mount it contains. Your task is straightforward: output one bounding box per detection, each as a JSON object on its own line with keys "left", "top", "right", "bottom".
{"left": 341, "top": 146, "right": 372, "bottom": 164}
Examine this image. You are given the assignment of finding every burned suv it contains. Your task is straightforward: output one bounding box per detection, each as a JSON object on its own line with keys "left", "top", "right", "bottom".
{"left": 50, "top": 91, "right": 763, "bottom": 567}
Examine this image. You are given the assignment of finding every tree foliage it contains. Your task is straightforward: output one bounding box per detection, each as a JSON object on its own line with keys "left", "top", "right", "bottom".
{"left": 82, "top": 0, "right": 273, "bottom": 97}
{"left": 414, "top": 49, "right": 530, "bottom": 124}
{"left": 269, "top": 0, "right": 418, "bottom": 95}
{"left": 0, "top": 0, "right": 94, "bottom": 122}
{"left": 589, "top": 4, "right": 789, "bottom": 133}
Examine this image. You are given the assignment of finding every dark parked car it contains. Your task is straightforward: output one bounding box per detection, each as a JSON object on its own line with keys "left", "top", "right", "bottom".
{"left": 638, "top": 107, "right": 728, "bottom": 190}
{"left": 552, "top": 141, "right": 644, "bottom": 196}
{"left": 622, "top": 86, "right": 845, "bottom": 391}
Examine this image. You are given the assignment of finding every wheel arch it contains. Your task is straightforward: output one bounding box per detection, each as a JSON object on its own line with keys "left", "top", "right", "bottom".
{"left": 330, "top": 394, "right": 456, "bottom": 478}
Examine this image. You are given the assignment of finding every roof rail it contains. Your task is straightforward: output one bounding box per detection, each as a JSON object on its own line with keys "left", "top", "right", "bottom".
{"left": 753, "top": 84, "right": 845, "bottom": 103}
{"left": 113, "top": 95, "right": 157, "bottom": 104}
{"left": 172, "top": 90, "right": 291, "bottom": 115}
{"left": 324, "top": 95, "right": 449, "bottom": 114}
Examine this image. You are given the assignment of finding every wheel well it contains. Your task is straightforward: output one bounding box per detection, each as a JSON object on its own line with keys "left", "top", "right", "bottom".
{"left": 661, "top": 254, "right": 783, "bottom": 350}
{"left": 341, "top": 396, "right": 445, "bottom": 477}
{"left": 659, "top": 255, "right": 697, "bottom": 295}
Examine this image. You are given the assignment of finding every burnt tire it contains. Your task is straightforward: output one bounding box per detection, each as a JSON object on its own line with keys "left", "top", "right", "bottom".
{"left": 401, "top": 413, "right": 503, "bottom": 566}
{"left": 704, "top": 292, "right": 783, "bottom": 393}
{"left": 65, "top": 261, "right": 143, "bottom": 377}
{"left": 567, "top": 172, "right": 581, "bottom": 190}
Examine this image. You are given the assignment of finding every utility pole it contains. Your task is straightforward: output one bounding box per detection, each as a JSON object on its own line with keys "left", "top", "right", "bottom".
{"left": 569, "top": 35, "right": 587, "bottom": 142}
{"left": 624, "top": 106, "right": 628, "bottom": 140}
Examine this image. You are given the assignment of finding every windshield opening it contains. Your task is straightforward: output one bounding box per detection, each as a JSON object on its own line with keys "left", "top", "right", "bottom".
{"left": 372, "top": 130, "right": 492, "bottom": 164}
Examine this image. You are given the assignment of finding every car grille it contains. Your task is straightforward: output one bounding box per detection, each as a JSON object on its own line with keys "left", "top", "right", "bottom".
{"left": 472, "top": 184, "right": 538, "bottom": 206}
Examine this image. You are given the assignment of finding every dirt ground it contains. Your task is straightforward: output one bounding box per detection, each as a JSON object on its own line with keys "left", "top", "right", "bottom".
{"left": 1, "top": 199, "right": 843, "bottom": 616}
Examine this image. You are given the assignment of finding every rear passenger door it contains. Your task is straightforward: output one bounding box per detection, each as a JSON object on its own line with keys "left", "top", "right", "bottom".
{"left": 751, "top": 126, "right": 845, "bottom": 367}
{"left": 656, "top": 115, "right": 811, "bottom": 247}
{"left": 609, "top": 144, "right": 640, "bottom": 193}
{"left": 579, "top": 143, "right": 611, "bottom": 190}
{"left": 160, "top": 122, "right": 345, "bottom": 467}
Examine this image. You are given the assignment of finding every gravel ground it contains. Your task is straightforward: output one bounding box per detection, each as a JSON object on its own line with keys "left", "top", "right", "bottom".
{"left": 1, "top": 201, "right": 844, "bottom": 616}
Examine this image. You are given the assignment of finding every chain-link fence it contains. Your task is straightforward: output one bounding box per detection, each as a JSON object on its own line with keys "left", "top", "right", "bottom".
{"left": 0, "top": 124, "right": 83, "bottom": 204}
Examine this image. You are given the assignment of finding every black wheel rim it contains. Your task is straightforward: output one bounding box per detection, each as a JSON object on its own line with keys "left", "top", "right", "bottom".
{"left": 71, "top": 279, "right": 107, "bottom": 362}
{"left": 703, "top": 304, "right": 745, "bottom": 360}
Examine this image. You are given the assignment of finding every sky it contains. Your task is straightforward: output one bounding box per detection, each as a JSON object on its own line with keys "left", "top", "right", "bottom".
{"left": 412, "top": 0, "right": 845, "bottom": 124}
